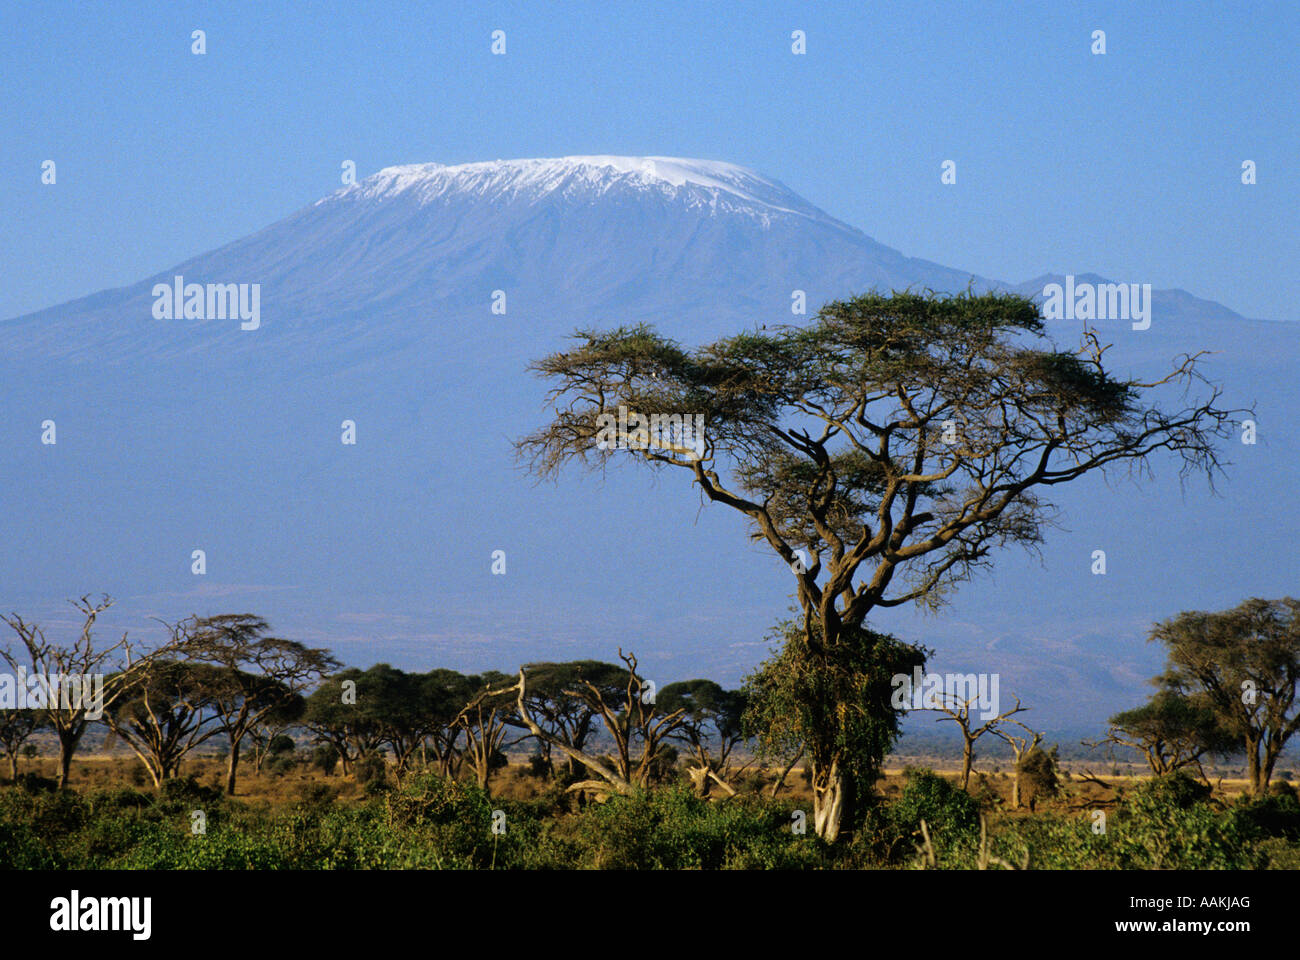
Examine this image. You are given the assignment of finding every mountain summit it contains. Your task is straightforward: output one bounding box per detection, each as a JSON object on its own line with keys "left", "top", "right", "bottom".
{"left": 343, "top": 156, "right": 839, "bottom": 227}
{"left": 3, "top": 155, "right": 1252, "bottom": 369}
{"left": 1, "top": 155, "right": 989, "bottom": 364}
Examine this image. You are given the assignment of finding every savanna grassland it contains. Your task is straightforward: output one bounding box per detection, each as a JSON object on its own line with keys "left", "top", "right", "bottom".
{"left": 3, "top": 752, "right": 1297, "bottom": 870}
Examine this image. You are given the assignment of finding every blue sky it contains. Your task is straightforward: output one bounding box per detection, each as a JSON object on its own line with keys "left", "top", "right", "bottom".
{"left": 3, "top": 0, "right": 1297, "bottom": 323}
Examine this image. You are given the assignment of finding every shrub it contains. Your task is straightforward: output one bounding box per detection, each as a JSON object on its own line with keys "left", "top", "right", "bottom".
{"left": 563, "top": 786, "right": 825, "bottom": 869}
{"left": 1112, "top": 779, "right": 1261, "bottom": 869}
{"left": 527, "top": 752, "right": 552, "bottom": 779}
{"left": 1015, "top": 745, "right": 1059, "bottom": 808}
{"left": 89, "top": 787, "right": 153, "bottom": 814}
{"left": 297, "top": 782, "right": 338, "bottom": 807}
{"left": 159, "top": 775, "right": 223, "bottom": 808}
{"left": 1133, "top": 770, "right": 1210, "bottom": 809}
{"left": 264, "top": 755, "right": 296, "bottom": 778}
{"left": 889, "top": 768, "right": 980, "bottom": 854}
{"left": 14, "top": 772, "right": 58, "bottom": 794}
{"left": 1234, "top": 790, "right": 1300, "bottom": 841}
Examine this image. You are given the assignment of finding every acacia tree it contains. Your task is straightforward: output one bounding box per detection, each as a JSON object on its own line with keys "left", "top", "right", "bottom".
{"left": 247, "top": 701, "right": 305, "bottom": 776}
{"left": 659, "top": 679, "right": 749, "bottom": 797}
{"left": 454, "top": 671, "right": 521, "bottom": 793}
{"left": 1, "top": 596, "right": 184, "bottom": 788}
{"left": 509, "top": 650, "right": 686, "bottom": 797}
{"left": 410, "top": 669, "right": 473, "bottom": 778}
{"left": 101, "top": 660, "right": 225, "bottom": 786}
{"left": 303, "top": 667, "right": 387, "bottom": 777}
{"left": 745, "top": 620, "right": 925, "bottom": 833}
{"left": 178, "top": 614, "right": 337, "bottom": 794}
{"left": 1085, "top": 684, "right": 1235, "bottom": 780}
{"left": 1153, "top": 597, "right": 1300, "bottom": 795}
{"left": 511, "top": 660, "right": 629, "bottom": 782}
{"left": 314, "top": 663, "right": 456, "bottom": 779}
{"left": 518, "top": 290, "right": 1240, "bottom": 841}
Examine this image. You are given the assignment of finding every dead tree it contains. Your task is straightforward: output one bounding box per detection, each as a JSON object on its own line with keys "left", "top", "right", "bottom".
{"left": 1, "top": 596, "right": 183, "bottom": 788}
{"left": 993, "top": 719, "right": 1045, "bottom": 810}
{"left": 934, "top": 693, "right": 1027, "bottom": 790}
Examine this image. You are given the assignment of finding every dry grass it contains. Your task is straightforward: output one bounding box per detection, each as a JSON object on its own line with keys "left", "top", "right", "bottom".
{"left": 7, "top": 751, "right": 1269, "bottom": 811}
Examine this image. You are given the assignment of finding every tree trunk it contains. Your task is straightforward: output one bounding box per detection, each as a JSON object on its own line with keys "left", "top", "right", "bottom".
{"left": 225, "top": 739, "right": 241, "bottom": 795}
{"left": 811, "top": 759, "right": 854, "bottom": 843}
{"left": 57, "top": 738, "right": 75, "bottom": 789}
{"left": 1245, "top": 737, "right": 1262, "bottom": 796}
{"left": 961, "top": 740, "right": 974, "bottom": 790}
{"left": 7, "top": 752, "right": 16, "bottom": 781}
{"left": 1261, "top": 746, "right": 1279, "bottom": 795}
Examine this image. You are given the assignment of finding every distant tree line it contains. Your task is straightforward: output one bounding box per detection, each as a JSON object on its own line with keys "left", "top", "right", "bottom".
{"left": 0, "top": 599, "right": 750, "bottom": 799}
{"left": 3, "top": 593, "right": 1297, "bottom": 814}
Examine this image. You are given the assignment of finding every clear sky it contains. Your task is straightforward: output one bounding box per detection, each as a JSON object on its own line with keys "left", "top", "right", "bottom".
{"left": 3, "top": 0, "right": 1297, "bottom": 322}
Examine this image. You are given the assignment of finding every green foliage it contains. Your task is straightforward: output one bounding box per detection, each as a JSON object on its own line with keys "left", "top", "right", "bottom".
{"left": 1108, "top": 687, "right": 1236, "bottom": 771}
{"left": 889, "top": 768, "right": 980, "bottom": 854}
{"left": 526, "top": 752, "right": 552, "bottom": 779}
{"left": 1132, "top": 770, "right": 1210, "bottom": 809}
{"left": 353, "top": 752, "right": 387, "bottom": 786}
{"left": 14, "top": 772, "right": 58, "bottom": 793}
{"left": 744, "top": 619, "right": 926, "bottom": 826}
{"left": 1233, "top": 790, "right": 1300, "bottom": 841}
{"left": 562, "top": 786, "right": 827, "bottom": 869}
{"left": 159, "top": 775, "right": 223, "bottom": 808}
{"left": 264, "top": 755, "right": 296, "bottom": 778}
{"left": 1, "top": 761, "right": 1293, "bottom": 871}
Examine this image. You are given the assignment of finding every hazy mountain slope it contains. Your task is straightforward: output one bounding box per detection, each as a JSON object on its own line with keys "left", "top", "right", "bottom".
{"left": 2, "top": 156, "right": 1295, "bottom": 733}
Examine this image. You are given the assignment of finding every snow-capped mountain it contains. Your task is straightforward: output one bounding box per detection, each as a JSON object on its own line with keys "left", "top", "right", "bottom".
{"left": 2, "top": 156, "right": 1296, "bottom": 735}
{"left": 0, "top": 156, "right": 991, "bottom": 365}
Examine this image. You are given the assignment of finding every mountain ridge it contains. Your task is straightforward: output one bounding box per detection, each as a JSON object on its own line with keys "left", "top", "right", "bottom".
{"left": 4, "top": 156, "right": 1263, "bottom": 357}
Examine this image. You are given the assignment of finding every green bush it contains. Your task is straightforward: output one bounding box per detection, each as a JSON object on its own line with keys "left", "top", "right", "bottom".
{"left": 264, "top": 755, "right": 296, "bottom": 778}
{"left": 1132, "top": 770, "right": 1210, "bottom": 809}
{"left": 889, "top": 768, "right": 980, "bottom": 855}
{"left": 1234, "top": 790, "right": 1300, "bottom": 841}
{"left": 563, "top": 786, "right": 826, "bottom": 869}
{"left": 14, "top": 772, "right": 58, "bottom": 793}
